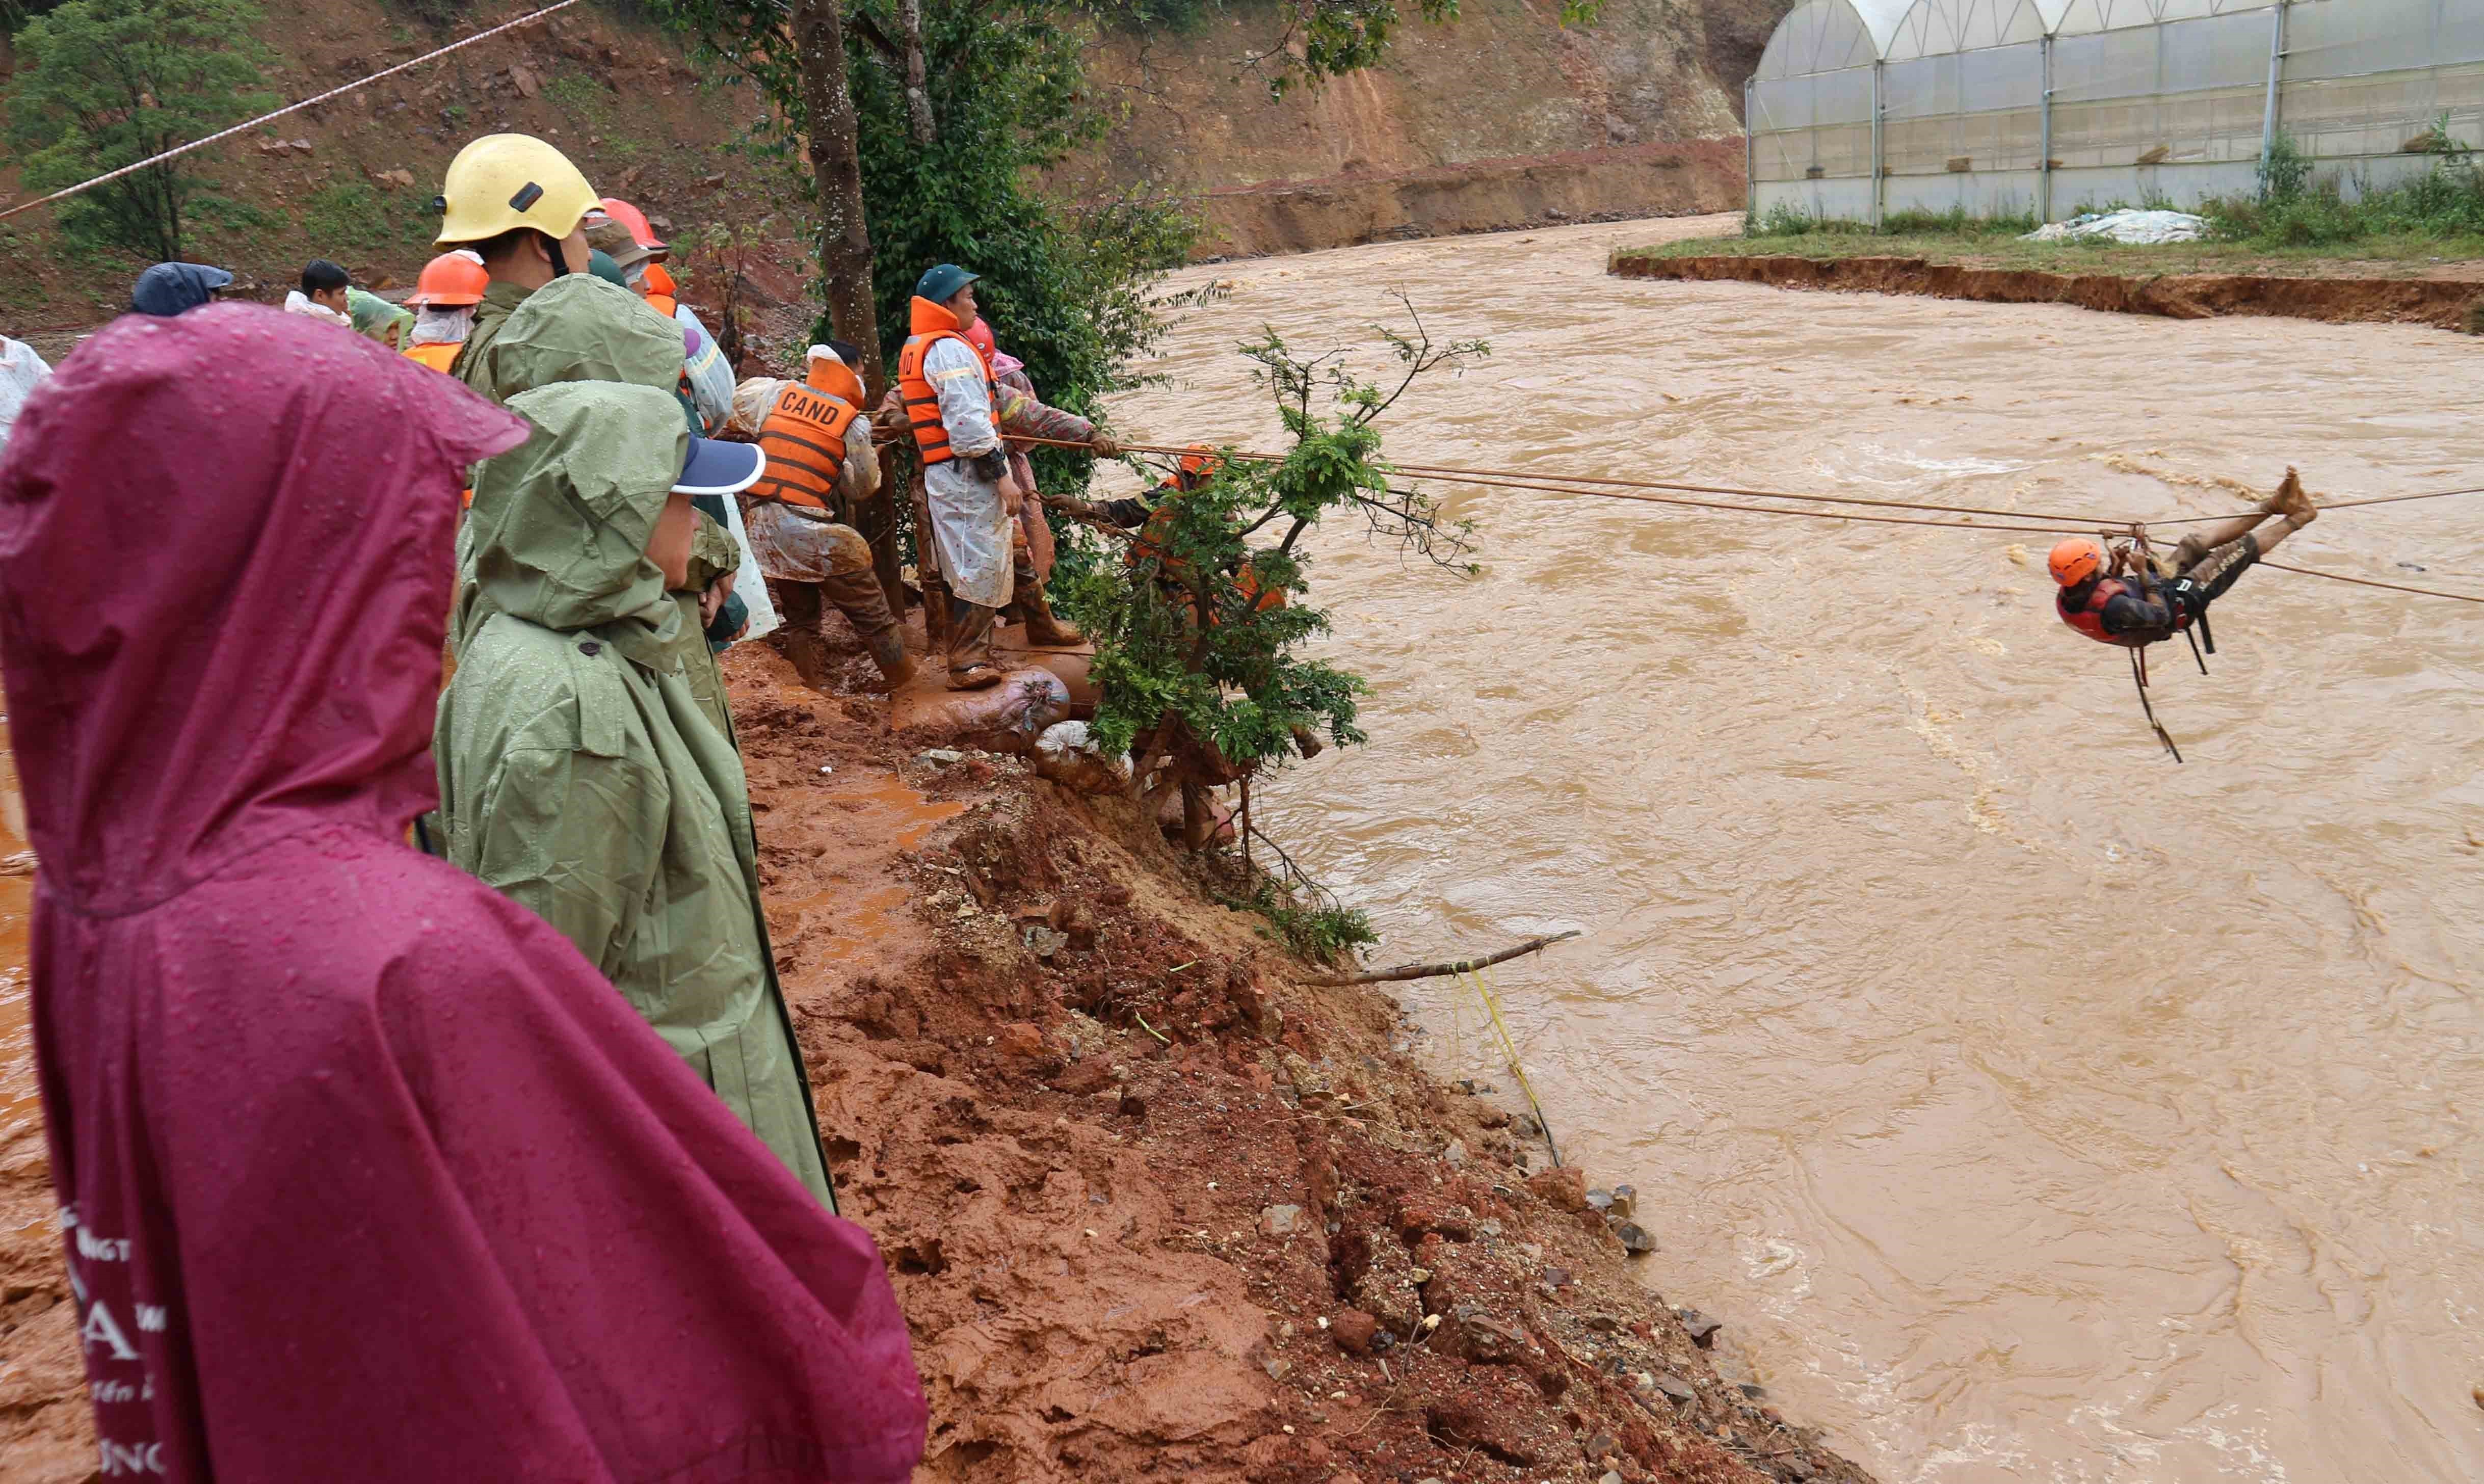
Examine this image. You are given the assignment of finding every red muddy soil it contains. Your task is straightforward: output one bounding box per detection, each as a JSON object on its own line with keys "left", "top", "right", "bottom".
{"left": 1199, "top": 142, "right": 1748, "bottom": 260}
{"left": 1609, "top": 250, "right": 2484, "bottom": 330}
{"left": 0, "top": 625, "right": 1876, "bottom": 1484}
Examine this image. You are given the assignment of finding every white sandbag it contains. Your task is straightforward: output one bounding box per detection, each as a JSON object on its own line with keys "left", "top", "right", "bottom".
{"left": 1034, "top": 720, "right": 1131, "bottom": 795}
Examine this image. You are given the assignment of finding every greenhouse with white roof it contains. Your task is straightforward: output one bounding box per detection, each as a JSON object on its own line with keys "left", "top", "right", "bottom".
{"left": 1747, "top": 0, "right": 2484, "bottom": 224}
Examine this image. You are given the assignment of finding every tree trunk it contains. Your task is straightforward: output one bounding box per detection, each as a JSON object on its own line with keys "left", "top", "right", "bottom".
{"left": 899, "top": 0, "right": 937, "bottom": 147}
{"left": 869, "top": 443, "right": 909, "bottom": 621}
{"left": 791, "top": 0, "right": 886, "bottom": 396}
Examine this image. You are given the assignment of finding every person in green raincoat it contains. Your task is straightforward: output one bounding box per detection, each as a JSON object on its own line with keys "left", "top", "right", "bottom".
{"left": 454, "top": 273, "right": 745, "bottom": 739}
{"left": 347, "top": 286, "right": 413, "bottom": 350}
{"left": 435, "top": 380, "right": 836, "bottom": 1208}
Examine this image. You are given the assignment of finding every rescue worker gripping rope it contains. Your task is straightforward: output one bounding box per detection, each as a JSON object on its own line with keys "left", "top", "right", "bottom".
{"left": 734, "top": 343, "right": 914, "bottom": 691}
{"left": 2049, "top": 468, "right": 2319, "bottom": 759}
{"left": 897, "top": 264, "right": 1088, "bottom": 690}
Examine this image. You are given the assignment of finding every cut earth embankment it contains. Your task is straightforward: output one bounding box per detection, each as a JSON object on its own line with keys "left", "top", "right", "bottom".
{"left": 1609, "top": 248, "right": 2484, "bottom": 330}
{"left": 1198, "top": 141, "right": 1749, "bottom": 260}
{"left": 0, "top": 630, "right": 1879, "bottom": 1484}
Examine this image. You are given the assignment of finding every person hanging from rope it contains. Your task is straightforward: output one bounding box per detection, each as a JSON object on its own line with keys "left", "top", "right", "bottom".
{"left": 2050, "top": 468, "right": 2320, "bottom": 647}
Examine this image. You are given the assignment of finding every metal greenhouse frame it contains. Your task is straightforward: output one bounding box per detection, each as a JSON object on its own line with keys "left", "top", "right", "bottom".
{"left": 1747, "top": 0, "right": 2484, "bottom": 225}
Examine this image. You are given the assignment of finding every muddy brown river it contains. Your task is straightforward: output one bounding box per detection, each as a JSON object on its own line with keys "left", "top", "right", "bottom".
{"left": 1109, "top": 214, "right": 2484, "bottom": 1483}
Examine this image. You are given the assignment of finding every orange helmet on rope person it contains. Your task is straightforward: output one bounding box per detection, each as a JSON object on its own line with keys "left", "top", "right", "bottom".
{"left": 2048, "top": 537, "right": 2105, "bottom": 587}
{"left": 406, "top": 249, "right": 487, "bottom": 307}
{"left": 1168, "top": 444, "right": 1225, "bottom": 491}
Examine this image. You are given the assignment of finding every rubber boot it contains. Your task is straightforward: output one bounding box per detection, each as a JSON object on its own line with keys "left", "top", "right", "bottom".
{"left": 862, "top": 628, "right": 916, "bottom": 691}
{"left": 819, "top": 567, "right": 911, "bottom": 690}
{"left": 1008, "top": 549, "right": 1084, "bottom": 647}
{"left": 771, "top": 581, "right": 835, "bottom": 690}
{"left": 947, "top": 598, "right": 1003, "bottom": 690}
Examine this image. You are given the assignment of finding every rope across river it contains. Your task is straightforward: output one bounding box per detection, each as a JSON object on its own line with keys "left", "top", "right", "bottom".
{"left": 1017, "top": 436, "right": 2484, "bottom": 606}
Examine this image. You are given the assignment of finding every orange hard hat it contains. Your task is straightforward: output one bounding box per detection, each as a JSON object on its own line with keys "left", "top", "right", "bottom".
{"left": 639, "top": 261, "right": 677, "bottom": 298}
{"left": 2048, "top": 537, "right": 2105, "bottom": 587}
{"left": 963, "top": 317, "right": 997, "bottom": 361}
{"left": 406, "top": 249, "right": 487, "bottom": 307}
{"left": 595, "top": 196, "right": 666, "bottom": 253}
{"left": 1177, "top": 444, "right": 1222, "bottom": 479}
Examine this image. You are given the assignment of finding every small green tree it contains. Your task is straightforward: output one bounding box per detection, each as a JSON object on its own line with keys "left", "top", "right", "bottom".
{"left": 1063, "top": 298, "right": 1482, "bottom": 858}
{"left": 6, "top": 0, "right": 277, "bottom": 264}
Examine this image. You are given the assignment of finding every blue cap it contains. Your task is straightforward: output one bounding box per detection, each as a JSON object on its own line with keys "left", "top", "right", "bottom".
{"left": 129, "top": 262, "right": 235, "bottom": 317}
{"left": 674, "top": 436, "right": 763, "bottom": 496}
{"left": 915, "top": 263, "right": 978, "bottom": 304}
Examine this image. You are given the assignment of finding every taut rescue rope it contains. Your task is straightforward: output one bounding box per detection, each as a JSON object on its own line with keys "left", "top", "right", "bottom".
{"left": 1019, "top": 436, "right": 2484, "bottom": 604}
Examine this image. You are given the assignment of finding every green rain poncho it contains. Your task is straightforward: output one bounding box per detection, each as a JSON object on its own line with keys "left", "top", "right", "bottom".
{"left": 450, "top": 275, "right": 742, "bottom": 737}
{"left": 346, "top": 286, "right": 413, "bottom": 348}
{"left": 436, "top": 380, "right": 833, "bottom": 1207}
{"left": 452, "top": 281, "right": 534, "bottom": 396}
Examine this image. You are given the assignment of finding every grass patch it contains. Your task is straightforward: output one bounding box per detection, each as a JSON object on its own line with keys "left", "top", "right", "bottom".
{"left": 1679, "top": 131, "right": 2484, "bottom": 280}
{"left": 1747, "top": 201, "right": 2038, "bottom": 240}
{"left": 2200, "top": 130, "right": 2484, "bottom": 249}
{"left": 545, "top": 70, "right": 613, "bottom": 122}
{"left": 296, "top": 182, "right": 433, "bottom": 255}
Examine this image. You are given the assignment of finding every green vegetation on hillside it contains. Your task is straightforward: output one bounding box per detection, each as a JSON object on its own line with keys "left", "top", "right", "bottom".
{"left": 6, "top": 0, "right": 277, "bottom": 264}
{"left": 657, "top": 0, "right": 1196, "bottom": 505}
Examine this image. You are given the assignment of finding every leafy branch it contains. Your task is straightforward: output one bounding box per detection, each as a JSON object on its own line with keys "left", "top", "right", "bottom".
{"left": 1062, "top": 300, "right": 1484, "bottom": 864}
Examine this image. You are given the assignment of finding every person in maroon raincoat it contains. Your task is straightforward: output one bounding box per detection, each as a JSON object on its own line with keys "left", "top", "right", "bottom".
{"left": 0, "top": 304, "right": 926, "bottom": 1481}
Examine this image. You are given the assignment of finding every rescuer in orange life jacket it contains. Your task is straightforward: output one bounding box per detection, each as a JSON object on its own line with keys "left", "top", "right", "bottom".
{"left": 899, "top": 264, "right": 1100, "bottom": 690}
{"left": 2051, "top": 469, "right": 2318, "bottom": 647}
{"left": 734, "top": 341, "right": 914, "bottom": 691}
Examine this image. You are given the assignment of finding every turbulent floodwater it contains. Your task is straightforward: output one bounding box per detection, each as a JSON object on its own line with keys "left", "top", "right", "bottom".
{"left": 1106, "top": 215, "right": 2484, "bottom": 1484}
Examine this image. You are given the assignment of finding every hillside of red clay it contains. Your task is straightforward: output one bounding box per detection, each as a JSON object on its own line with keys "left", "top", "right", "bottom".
{"left": 1199, "top": 141, "right": 1747, "bottom": 259}
{"left": 1610, "top": 250, "right": 2484, "bottom": 330}
{"left": 0, "top": 626, "right": 1876, "bottom": 1484}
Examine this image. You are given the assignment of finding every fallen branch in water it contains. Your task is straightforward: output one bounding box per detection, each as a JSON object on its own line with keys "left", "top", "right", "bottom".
{"left": 1308, "top": 930, "right": 1580, "bottom": 986}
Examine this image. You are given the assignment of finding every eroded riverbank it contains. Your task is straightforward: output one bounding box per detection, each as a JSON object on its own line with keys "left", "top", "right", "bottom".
{"left": 0, "top": 642, "right": 1876, "bottom": 1483}
{"left": 1105, "top": 214, "right": 2484, "bottom": 1483}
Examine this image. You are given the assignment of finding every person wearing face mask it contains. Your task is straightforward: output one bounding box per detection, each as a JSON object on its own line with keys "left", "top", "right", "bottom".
{"left": 896, "top": 264, "right": 1090, "bottom": 689}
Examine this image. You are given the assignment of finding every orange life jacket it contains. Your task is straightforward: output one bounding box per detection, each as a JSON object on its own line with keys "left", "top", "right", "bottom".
{"left": 646, "top": 292, "right": 678, "bottom": 320}
{"left": 750, "top": 378, "right": 860, "bottom": 512}
{"left": 2057, "top": 575, "right": 2179, "bottom": 648}
{"left": 896, "top": 296, "right": 995, "bottom": 466}
{"left": 403, "top": 341, "right": 476, "bottom": 504}
{"left": 402, "top": 340, "right": 460, "bottom": 374}
{"left": 1128, "top": 489, "right": 1283, "bottom": 617}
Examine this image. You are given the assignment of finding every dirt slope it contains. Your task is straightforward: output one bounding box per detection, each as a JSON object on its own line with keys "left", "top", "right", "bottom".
{"left": 0, "top": 0, "right": 777, "bottom": 326}
{"left": 0, "top": 626, "right": 1877, "bottom": 1484}
{"left": 1069, "top": 0, "right": 1789, "bottom": 253}
{"left": 0, "top": 0, "right": 1789, "bottom": 324}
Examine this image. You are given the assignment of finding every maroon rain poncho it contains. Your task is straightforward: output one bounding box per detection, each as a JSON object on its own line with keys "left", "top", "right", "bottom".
{"left": 0, "top": 306, "right": 926, "bottom": 1481}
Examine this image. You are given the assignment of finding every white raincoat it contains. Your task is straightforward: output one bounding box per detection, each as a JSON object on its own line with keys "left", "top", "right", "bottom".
{"left": 676, "top": 304, "right": 735, "bottom": 434}
{"left": 920, "top": 336, "right": 1012, "bottom": 609}
{"left": 0, "top": 337, "right": 51, "bottom": 452}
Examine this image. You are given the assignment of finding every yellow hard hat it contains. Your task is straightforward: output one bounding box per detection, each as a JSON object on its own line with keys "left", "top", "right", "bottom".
{"left": 434, "top": 134, "right": 598, "bottom": 247}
